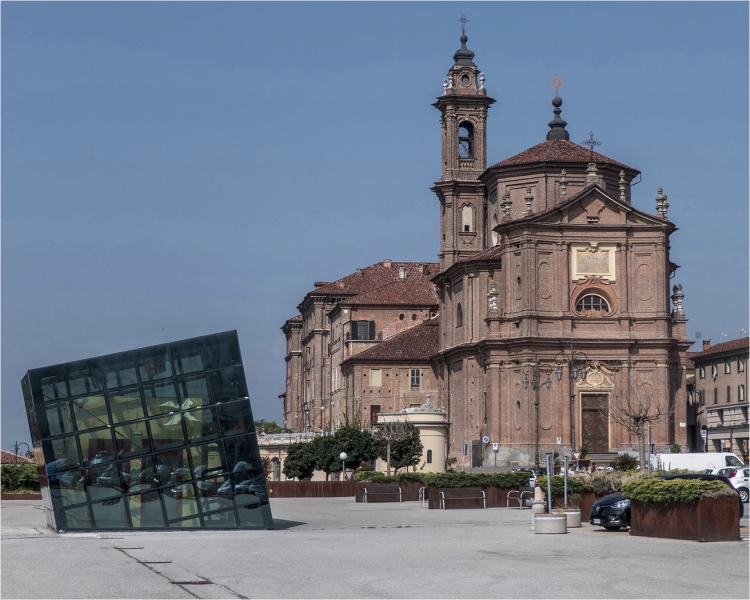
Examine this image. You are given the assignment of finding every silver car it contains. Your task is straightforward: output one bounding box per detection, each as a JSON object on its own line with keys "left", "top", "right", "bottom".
{"left": 727, "top": 467, "right": 749, "bottom": 503}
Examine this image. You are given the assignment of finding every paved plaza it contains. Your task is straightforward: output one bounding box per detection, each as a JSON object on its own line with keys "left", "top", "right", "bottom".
{"left": 2, "top": 498, "right": 748, "bottom": 599}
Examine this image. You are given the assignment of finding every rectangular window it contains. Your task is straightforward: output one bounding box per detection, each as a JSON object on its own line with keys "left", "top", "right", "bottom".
{"left": 711, "top": 363, "right": 718, "bottom": 379}
{"left": 714, "top": 388, "right": 718, "bottom": 405}
{"left": 725, "top": 360, "right": 731, "bottom": 374}
{"left": 738, "top": 357, "right": 745, "bottom": 373}
{"left": 351, "top": 320, "right": 375, "bottom": 341}
{"left": 410, "top": 369, "right": 421, "bottom": 390}
{"left": 738, "top": 385, "right": 746, "bottom": 402}
{"left": 699, "top": 390, "right": 705, "bottom": 406}
{"left": 370, "top": 404, "right": 381, "bottom": 426}
{"left": 727, "top": 385, "right": 731, "bottom": 403}
{"left": 370, "top": 369, "right": 382, "bottom": 388}
{"left": 699, "top": 365, "right": 705, "bottom": 379}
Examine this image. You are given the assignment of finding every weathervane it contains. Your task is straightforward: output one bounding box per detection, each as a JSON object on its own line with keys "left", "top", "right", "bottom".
{"left": 459, "top": 13, "right": 470, "bottom": 35}
{"left": 550, "top": 75, "right": 564, "bottom": 97}
{"left": 582, "top": 131, "right": 602, "bottom": 160}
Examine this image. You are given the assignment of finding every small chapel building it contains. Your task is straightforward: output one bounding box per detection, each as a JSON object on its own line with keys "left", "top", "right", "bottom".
{"left": 281, "top": 33, "right": 692, "bottom": 468}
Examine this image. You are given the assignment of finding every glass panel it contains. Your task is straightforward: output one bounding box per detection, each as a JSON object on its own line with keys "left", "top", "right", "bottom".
{"left": 41, "top": 374, "right": 68, "bottom": 402}
{"left": 198, "top": 474, "right": 235, "bottom": 513}
{"left": 176, "top": 375, "right": 211, "bottom": 408}
{"left": 40, "top": 401, "right": 74, "bottom": 438}
{"left": 189, "top": 442, "right": 226, "bottom": 478}
{"left": 205, "top": 334, "right": 242, "bottom": 369}
{"left": 48, "top": 468, "right": 87, "bottom": 507}
{"left": 126, "top": 490, "right": 166, "bottom": 528}
{"left": 69, "top": 362, "right": 105, "bottom": 396}
{"left": 113, "top": 421, "right": 150, "bottom": 458}
{"left": 224, "top": 435, "right": 261, "bottom": 473}
{"left": 78, "top": 428, "right": 116, "bottom": 467}
{"left": 137, "top": 346, "right": 172, "bottom": 382}
{"left": 154, "top": 448, "right": 192, "bottom": 487}
{"left": 109, "top": 388, "right": 145, "bottom": 423}
{"left": 163, "top": 482, "right": 200, "bottom": 523}
{"left": 88, "top": 462, "right": 126, "bottom": 502}
{"left": 218, "top": 400, "right": 253, "bottom": 437}
{"left": 92, "top": 498, "right": 130, "bottom": 529}
{"left": 202, "top": 509, "right": 236, "bottom": 528}
{"left": 143, "top": 381, "right": 179, "bottom": 417}
{"left": 102, "top": 353, "right": 139, "bottom": 389}
{"left": 62, "top": 504, "right": 93, "bottom": 530}
{"left": 123, "top": 455, "right": 161, "bottom": 493}
{"left": 43, "top": 436, "right": 80, "bottom": 468}
{"left": 72, "top": 395, "right": 110, "bottom": 431}
{"left": 168, "top": 515, "right": 201, "bottom": 528}
{"left": 183, "top": 407, "right": 219, "bottom": 443}
{"left": 211, "top": 367, "right": 248, "bottom": 403}
{"left": 234, "top": 494, "right": 272, "bottom": 529}
{"left": 172, "top": 341, "right": 206, "bottom": 376}
{"left": 149, "top": 414, "right": 186, "bottom": 450}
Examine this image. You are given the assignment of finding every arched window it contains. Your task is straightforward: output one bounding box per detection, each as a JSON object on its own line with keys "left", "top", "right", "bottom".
{"left": 461, "top": 205, "right": 474, "bottom": 232}
{"left": 426, "top": 449, "right": 433, "bottom": 464}
{"left": 456, "top": 303, "right": 463, "bottom": 327}
{"left": 575, "top": 294, "right": 610, "bottom": 315}
{"left": 458, "top": 122, "right": 474, "bottom": 158}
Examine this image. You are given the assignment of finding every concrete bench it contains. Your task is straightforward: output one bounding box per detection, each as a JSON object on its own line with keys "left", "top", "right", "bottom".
{"left": 439, "top": 487, "right": 486, "bottom": 509}
{"left": 363, "top": 485, "right": 401, "bottom": 503}
{"left": 507, "top": 486, "right": 534, "bottom": 509}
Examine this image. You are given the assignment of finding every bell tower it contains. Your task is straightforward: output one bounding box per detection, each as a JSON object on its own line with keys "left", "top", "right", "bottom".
{"left": 432, "top": 31, "right": 495, "bottom": 270}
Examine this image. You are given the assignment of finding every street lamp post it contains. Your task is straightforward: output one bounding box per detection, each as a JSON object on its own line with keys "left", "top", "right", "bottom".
{"left": 339, "top": 452, "right": 348, "bottom": 481}
{"left": 555, "top": 341, "right": 587, "bottom": 454}
{"left": 523, "top": 365, "right": 552, "bottom": 471}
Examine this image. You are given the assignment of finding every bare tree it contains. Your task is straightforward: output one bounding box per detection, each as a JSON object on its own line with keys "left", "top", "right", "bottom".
{"left": 609, "top": 382, "right": 675, "bottom": 470}
{"left": 372, "top": 422, "right": 415, "bottom": 476}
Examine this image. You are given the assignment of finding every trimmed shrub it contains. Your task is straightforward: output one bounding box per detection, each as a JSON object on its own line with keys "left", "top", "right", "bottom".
{"left": 538, "top": 475, "right": 592, "bottom": 495}
{"left": 1, "top": 464, "right": 40, "bottom": 492}
{"left": 611, "top": 454, "right": 638, "bottom": 472}
{"left": 423, "top": 471, "right": 530, "bottom": 489}
{"left": 395, "top": 472, "right": 427, "bottom": 484}
{"left": 622, "top": 478, "right": 730, "bottom": 504}
{"left": 579, "top": 470, "right": 645, "bottom": 496}
{"left": 354, "top": 471, "right": 396, "bottom": 483}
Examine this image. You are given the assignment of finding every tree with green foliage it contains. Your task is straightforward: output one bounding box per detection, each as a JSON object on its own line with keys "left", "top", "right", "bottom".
{"left": 309, "top": 434, "right": 343, "bottom": 479}
{"left": 255, "top": 420, "right": 292, "bottom": 434}
{"left": 332, "top": 425, "right": 377, "bottom": 471}
{"left": 0, "top": 464, "right": 40, "bottom": 492}
{"left": 373, "top": 422, "right": 423, "bottom": 474}
{"left": 282, "top": 441, "right": 316, "bottom": 480}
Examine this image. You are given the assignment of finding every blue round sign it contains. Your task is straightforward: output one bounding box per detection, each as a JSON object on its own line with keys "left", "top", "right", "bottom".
{"left": 482, "top": 436, "right": 490, "bottom": 444}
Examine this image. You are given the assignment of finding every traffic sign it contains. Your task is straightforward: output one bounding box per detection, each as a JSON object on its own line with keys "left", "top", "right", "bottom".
{"left": 701, "top": 429, "right": 707, "bottom": 438}
{"left": 492, "top": 443, "right": 499, "bottom": 452}
{"left": 482, "top": 436, "right": 490, "bottom": 444}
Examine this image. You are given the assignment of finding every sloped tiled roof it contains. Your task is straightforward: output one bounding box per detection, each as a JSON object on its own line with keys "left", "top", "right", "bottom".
{"left": 310, "top": 262, "right": 440, "bottom": 298}
{"left": 345, "top": 318, "right": 439, "bottom": 363}
{"left": 489, "top": 139, "right": 636, "bottom": 171}
{"left": 286, "top": 314, "right": 303, "bottom": 323}
{"left": 1, "top": 449, "right": 33, "bottom": 464}
{"left": 689, "top": 337, "right": 749, "bottom": 361}
{"left": 686, "top": 352, "right": 699, "bottom": 370}
{"left": 346, "top": 280, "right": 439, "bottom": 307}
{"left": 460, "top": 245, "right": 504, "bottom": 263}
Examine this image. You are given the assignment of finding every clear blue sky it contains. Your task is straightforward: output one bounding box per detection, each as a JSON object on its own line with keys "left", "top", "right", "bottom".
{"left": 2, "top": 2, "right": 748, "bottom": 451}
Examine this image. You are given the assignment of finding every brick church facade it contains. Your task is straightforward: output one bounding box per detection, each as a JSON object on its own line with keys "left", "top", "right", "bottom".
{"left": 281, "top": 33, "right": 691, "bottom": 467}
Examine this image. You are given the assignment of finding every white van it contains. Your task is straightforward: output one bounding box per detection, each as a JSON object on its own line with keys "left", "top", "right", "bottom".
{"left": 651, "top": 452, "right": 744, "bottom": 472}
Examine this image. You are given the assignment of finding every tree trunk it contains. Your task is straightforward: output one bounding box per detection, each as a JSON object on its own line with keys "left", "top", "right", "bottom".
{"left": 637, "top": 421, "right": 646, "bottom": 471}
{"left": 386, "top": 442, "right": 391, "bottom": 476}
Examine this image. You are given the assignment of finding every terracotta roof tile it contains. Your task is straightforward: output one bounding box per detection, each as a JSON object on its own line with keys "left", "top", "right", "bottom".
{"left": 689, "top": 337, "right": 749, "bottom": 360}
{"left": 345, "top": 318, "right": 439, "bottom": 363}
{"left": 1, "top": 449, "right": 34, "bottom": 464}
{"left": 286, "top": 314, "right": 303, "bottom": 322}
{"left": 489, "top": 139, "right": 635, "bottom": 171}
{"left": 345, "top": 280, "right": 439, "bottom": 307}
{"left": 309, "top": 262, "right": 439, "bottom": 298}
{"left": 686, "top": 352, "right": 700, "bottom": 369}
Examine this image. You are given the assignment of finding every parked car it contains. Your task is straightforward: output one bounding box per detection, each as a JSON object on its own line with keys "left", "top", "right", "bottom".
{"left": 590, "top": 473, "right": 744, "bottom": 530}
{"left": 725, "top": 468, "right": 749, "bottom": 503}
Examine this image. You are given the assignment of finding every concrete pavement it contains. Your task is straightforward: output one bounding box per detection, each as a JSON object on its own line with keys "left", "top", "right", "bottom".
{"left": 2, "top": 498, "right": 748, "bottom": 599}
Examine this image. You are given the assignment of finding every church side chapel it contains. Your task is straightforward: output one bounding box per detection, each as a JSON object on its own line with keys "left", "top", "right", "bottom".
{"left": 282, "top": 29, "right": 691, "bottom": 469}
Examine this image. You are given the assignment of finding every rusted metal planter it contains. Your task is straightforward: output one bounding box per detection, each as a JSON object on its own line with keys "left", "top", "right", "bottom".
{"left": 266, "top": 481, "right": 355, "bottom": 498}
{"left": 629, "top": 497, "right": 740, "bottom": 542}
{"left": 1, "top": 493, "right": 42, "bottom": 500}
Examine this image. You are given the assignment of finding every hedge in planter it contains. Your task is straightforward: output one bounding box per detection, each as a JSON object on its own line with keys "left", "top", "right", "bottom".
{"left": 622, "top": 478, "right": 740, "bottom": 542}
{"left": 0, "top": 464, "right": 40, "bottom": 493}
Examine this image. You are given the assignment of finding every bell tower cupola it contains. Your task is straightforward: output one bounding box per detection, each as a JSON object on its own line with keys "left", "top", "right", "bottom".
{"left": 432, "top": 25, "right": 495, "bottom": 270}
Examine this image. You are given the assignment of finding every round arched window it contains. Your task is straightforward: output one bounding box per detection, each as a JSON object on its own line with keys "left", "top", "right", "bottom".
{"left": 576, "top": 294, "right": 610, "bottom": 314}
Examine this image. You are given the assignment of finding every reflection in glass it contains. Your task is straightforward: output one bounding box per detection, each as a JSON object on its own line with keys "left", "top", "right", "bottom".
{"left": 234, "top": 496, "right": 272, "bottom": 529}
{"left": 169, "top": 516, "right": 201, "bottom": 528}
{"left": 62, "top": 504, "right": 93, "bottom": 530}
{"left": 127, "top": 491, "right": 166, "bottom": 528}
{"left": 69, "top": 362, "right": 105, "bottom": 396}
{"left": 176, "top": 375, "right": 211, "bottom": 407}
{"left": 224, "top": 435, "right": 260, "bottom": 473}
{"left": 42, "top": 375, "right": 68, "bottom": 402}
{"left": 41, "top": 401, "right": 74, "bottom": 438}
{"left": 155, "top": 448, "right": 191, "bottom": 485}
{"left": 72, "top": 396, "right": 110, "bottom": 431}
{"left": 183, "top": 407, "right": 218, "bottom": 443}
{"left": 205, "top": 335, "right": 242, "bottom": 369}
{"left": 137, "top": 346, "right": 172, "bottom": 382}
{"left": 113, "top": 422, "right": 150, "bottom": 458}
{"left": 143, "top": 382, "right": 179, "bottom": 417}
{"left": 92, "top": 498, "right": 129, "bottom": 529}
{"left": 88, "top": 465, "right": 125, "bottom": 502}
{"left": 218, "top": 400, "right": 252, "bottom": 437}
{"left": 150, "top": 414, "right": 185, "bottom": 451}
{"left": 203, "top": 509, "right": 236, "bottom": 528}
{"left": 173, "top": 343, "right": 205, "bottom": 375}
{"left": 163, "top": 483, "right": 200, "bottom": 522}
{"left": 102, "top": 354, "right": 139, "bottom": 389}
{"left": 109, "top": 388, "right": 144, "bottom": 423}
{"left": 189, "top": 442, "right": 225, "bottom": 478}
{"left": 43, "top": 436, "right": 80, "bottom": 466}
{"left": 211, "top": 367, "right": 247, "bottom": 403}
{"left": 78, "top": 428, "right": 116, "bottom": 467}
{"left": 48, "top": 468, "right": 87, "bottom": 507}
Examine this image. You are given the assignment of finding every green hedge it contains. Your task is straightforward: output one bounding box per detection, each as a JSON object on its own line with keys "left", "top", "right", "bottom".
{"left": 538, "top": 475, "right": 593, "bottom": 495}
{"left": 1, "top": 464, "right": 40, "bottom": 492}
{"left": 622, "top": 478, "right": 729, "bottom": 504}
{"left": 354, "top": 470, "right": 530, "bottom": 489}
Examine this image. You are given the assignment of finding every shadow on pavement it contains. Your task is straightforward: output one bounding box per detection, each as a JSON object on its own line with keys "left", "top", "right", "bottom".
{"left": 270, "top": 519, "right": 308, "bottom": 530}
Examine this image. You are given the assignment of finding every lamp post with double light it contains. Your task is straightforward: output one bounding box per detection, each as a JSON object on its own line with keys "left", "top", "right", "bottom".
{"left": 522, "top": 365, "right": 552, "bottom": 471}
{"left": 555, "top": 342, "right": 588, "bottom": 454}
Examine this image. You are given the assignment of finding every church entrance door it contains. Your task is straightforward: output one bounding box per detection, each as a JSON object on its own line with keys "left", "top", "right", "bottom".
{"left": 581, "top": 393, "right": 609, "bottom": 453}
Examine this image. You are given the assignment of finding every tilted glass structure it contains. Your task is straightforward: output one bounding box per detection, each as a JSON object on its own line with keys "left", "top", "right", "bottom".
{"left": 21, "top": 331, "right": 273, "bottom": 531}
